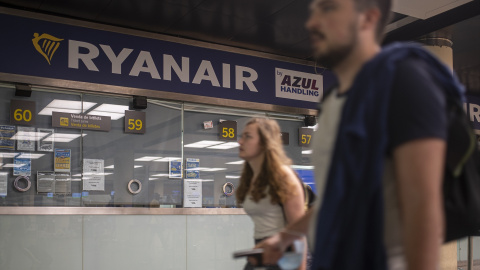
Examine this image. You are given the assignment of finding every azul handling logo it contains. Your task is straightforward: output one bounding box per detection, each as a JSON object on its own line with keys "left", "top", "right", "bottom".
{"left": 32, "top": 33, "right": 63, "bottom": 65}
{"left": 275, "top": 68, "right": 323, "bottom": 103}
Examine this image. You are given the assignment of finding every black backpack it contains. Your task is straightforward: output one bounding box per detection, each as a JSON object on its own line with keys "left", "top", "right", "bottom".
{"left": 443, "top": 93, "right": 480, "bottom": 242}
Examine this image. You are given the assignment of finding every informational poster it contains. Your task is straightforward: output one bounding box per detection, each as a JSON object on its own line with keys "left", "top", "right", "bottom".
{"left": 37, "top": 171, "right": 55, "bottom": 193}
{"left": 17, "top": 126, "right": 35, "bottom": 151}
{"left": 184, "top": 180, "right": 202, "bottom": 208}
{"left": 0, "top": 125, "right": 15, "bottom": 150}
{"left": 0, "top": 173, "right": 7, "bottom": 196}
{"left": 169, "top": 159, "right": 182, "bottom": 179}
{"left": 83, "top": 159, "right": 105, "bottom": 191}
{"left": 13, "top": 154, "right": 31, "bottom": 176}
{"left": 54, "top": 149, "right": 71, "bottom": 172}
{"left": 38, "top": 128, "right": 54, "bottom": 152}
{"left": 185, "top": 158, "right": 200, "bottom": 179}
{"left": 55, "top": 173, "right": 71, "bottom": 194}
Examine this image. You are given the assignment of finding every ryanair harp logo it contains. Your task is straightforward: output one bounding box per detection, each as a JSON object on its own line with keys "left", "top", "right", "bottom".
{"left": 32, "top": 33, "right": 63, "bottom": 65}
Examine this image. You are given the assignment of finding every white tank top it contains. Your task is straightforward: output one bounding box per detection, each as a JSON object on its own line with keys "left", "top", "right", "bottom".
{"left": 243, "top": 190, "right": 286, "bottom": 239}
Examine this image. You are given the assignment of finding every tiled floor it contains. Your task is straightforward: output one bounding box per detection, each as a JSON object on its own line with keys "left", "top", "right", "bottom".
{"left": 458, "top": 260, "right": 480, "bottom": 270}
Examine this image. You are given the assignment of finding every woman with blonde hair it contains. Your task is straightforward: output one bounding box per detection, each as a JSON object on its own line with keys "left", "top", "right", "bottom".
{"left": 237, "top": 118, "right": 306, "bottom": 270}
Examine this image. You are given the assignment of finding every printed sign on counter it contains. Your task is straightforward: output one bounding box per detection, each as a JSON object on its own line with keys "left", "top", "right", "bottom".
{"left": 54, "top": 149, "right": 71, "bottom": 172}
{"left": 0, "top": 125, "right": 15, "bottom": 150}
{"left": 0, "top": 173, "right": 7, "bottom": 196}
{"left": 14, "top": 154, "right": 31, "bottom": 176}
{"left": 55, "top": 173, "right": 71, "bottom": 194}
{"left": 184, "top": 180, "right": 202, "bottom": 208}
{"left": 37, "top": 128, "right": 54, "bottom": 152}
{"left": 83, "top": 159, "right": 105, "bottom": 191}
{"left": 37, "top": 171, "right": 55, "bottom": 193}
{"left": 16, "top": 126, "right": 36, "bottom": 151}
{"left": 169, "top": 159, "right": 182, "bottom": 179}
{"left": 185, "top": 158, "right": 200, "bottom": 179}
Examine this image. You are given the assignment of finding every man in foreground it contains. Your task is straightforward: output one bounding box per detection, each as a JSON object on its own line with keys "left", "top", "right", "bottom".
{"left": 256, "top": 0, "right": 465, "bottom": 269}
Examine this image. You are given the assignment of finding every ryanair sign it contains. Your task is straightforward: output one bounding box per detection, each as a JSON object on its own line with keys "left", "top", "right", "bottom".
{"left": 0, "top": 13, "right": 332, "bottom": 110}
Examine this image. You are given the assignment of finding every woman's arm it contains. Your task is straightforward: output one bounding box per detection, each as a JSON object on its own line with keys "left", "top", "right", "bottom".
{"left": 281, "top": 166, "right": 307, "bottom": 270}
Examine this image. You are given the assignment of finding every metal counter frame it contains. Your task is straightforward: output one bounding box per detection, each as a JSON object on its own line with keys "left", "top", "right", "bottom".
{"left": 0, "top": 207, "right": 247, "bottom": 215}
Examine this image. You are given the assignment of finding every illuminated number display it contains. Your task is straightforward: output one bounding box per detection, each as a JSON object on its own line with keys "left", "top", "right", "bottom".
{"left": 298, "top": 128, "right": 314, "bottom": 146}
{"left": 124, "top": 110, "right": 146, "bottom": 134}
{"left": 10, "top": 100, "right": 36, "bottom": 126}
{"left": 218, "top": 120, "right": 237, "bottom": 142}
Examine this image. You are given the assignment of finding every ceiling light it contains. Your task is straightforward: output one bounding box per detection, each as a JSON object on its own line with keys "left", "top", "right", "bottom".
{"left": 226, "top": 160, "right": 244, "bottom": 165}
{"left": 134, "top": 165, "right": 143, "bottom": 168}
{"left": 226, "top": 175, "right": 240, "bottom": 179}
{"left": 151, "top": 173, "right": 169, "bottom": 177}
{"left": 302, "top": 150, "right": 313, "bottom": 155}
{"left": 88, "top": 104, "right": 129, "bottom": 120}
{"left": 38, "top": 100, "right": 96, "bottom": 115}
{"left": 16, "top": 153, "right": 45, "bottom": 159}
{"left": 3, "top": 163, "right": 25, "bottom": 168}
{"left": 82, "top": 172, "right": 113, "bottom": 176}
{"left": 92, "top": 104, "right": 129, "bottom": 113}
{"left": 149, "top": 178, "right": 158, "bottom": 181}
{"left": 39, "top": 108, "right": 82, "bottom": 115}
{"left": 207, "top": 142, "right": 240, "bottom": 149}
{"left": 0, "top": 152, "right": 19, "bottom": 158}
{"left": 185, "top": 179, "right": 214, "bottom": 182}
{"left": 135, "top": 156, "right": 161, "bottom": 161}
{"left": 87, "top": 111, "right": 124, "bottom": 120}
{"left": 11, "top": 131, "right": 50, "bottom": 141}
{"left": 153, "top": 157, "right": 181, "bottom": 162}
{"left": 202, "top": 168, "right": 227, "bottom": 172}
{"left": 104, "top": 165, "right": 114, "bottom": 169}
{"left": 184, "top": 140, "right": 224, "bottom": 148}
{"left": 42, "top": 133, "right": 86, "bottom": 143}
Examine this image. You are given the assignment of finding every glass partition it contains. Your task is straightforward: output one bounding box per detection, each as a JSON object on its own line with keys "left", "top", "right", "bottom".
{"left": 0, "top": 84, "right": 314, "bottom": 208}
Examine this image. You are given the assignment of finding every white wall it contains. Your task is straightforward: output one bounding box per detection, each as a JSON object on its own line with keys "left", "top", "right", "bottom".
{"left": 0, "top": 214, "right": 254, "bottom": 270}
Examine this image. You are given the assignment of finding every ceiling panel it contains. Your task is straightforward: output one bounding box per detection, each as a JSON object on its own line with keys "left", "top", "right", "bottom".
{"left": 0, "top": 0, "right": 41, "bottom": 9}
{"left": 98, "top": 0, "right": 194, "bottom": 33}
{"left": 163, "top": 8, "right": 256, "bottom": 42}
{"left": 40, "top": 0, "right": 110, "bottom": 21}
{"left": 392, "top": 0, "right": 472, "bottom": 19}
{"left": 196, "top": 0, "right": 295, "bottom": 22}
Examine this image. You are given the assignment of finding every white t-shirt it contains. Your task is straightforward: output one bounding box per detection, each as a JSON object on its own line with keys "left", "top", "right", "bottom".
{"left": 309, "top": 90, "right": 406, "bottom": 270}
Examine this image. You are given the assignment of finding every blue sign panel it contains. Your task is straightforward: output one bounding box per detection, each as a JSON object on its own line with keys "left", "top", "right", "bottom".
{"left": 465, "top": 95, "right": 480, "bottom": 130}
{"left": 0, "top": 13, "right": 335, "bottom": 110}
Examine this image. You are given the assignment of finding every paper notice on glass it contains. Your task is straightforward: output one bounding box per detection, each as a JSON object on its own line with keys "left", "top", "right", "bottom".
{"left": 83, "top": 159, "right": 104, "bottom": 191}
{"left": 169, "top": 159, "right": 182, "bottom": 179}
{"left": 0, "top": 125, "right": 15, "bottom": 150}
{"left": 55, "top": 173, "right": 71, "bottom": 194}
{"left": 185, "top": 158, "right": 200, "bottom": 179}
{"left": 16, "top": 126, "right": 36, "bottom": 151}
{"left": 54, "top": 149, "right": 71, "bottom": 172}
{"left": 37, "top": 171, "right": 55, "bottom": 193}
{"left": 13, "top": 154, "right": 31, "bottom": 176}
{"left": 184, "top": 180, "right": 202, "bottom": 208}
{"left": 37, "top": 128, "right": 54, "bottom": 152}
{"left": 0, "top": 173, "right": 7, "bottom": 196}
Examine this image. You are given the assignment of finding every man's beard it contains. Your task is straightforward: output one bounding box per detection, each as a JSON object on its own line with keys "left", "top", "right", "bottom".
{"left": 311, "top": 24, "right": 357, "bottom": 69}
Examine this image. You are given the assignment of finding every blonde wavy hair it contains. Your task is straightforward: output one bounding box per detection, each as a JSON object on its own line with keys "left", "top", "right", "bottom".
{"left": 236, "top": 118, "right": 297, "bottom": 205}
